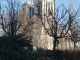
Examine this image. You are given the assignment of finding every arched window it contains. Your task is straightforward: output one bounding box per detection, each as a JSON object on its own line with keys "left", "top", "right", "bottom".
{"left": 48, "top": 3, "right": 51, "bottom": 15}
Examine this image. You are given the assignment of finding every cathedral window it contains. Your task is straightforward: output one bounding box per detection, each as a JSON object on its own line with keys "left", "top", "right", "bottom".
{"left": 48, "top": 3, "right": 50, "bottom": 11}
{"left": 23, "top": 8, "right": 24, "bottom": 11}
{"left": 48, "top": 3, "right": 51, "bottom": 15}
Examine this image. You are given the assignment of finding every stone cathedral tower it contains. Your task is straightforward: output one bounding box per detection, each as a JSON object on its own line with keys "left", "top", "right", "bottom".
{"left": 35, "top": 0, "right": 54, "bottom": 16}
{"left": 32, "top": 0, "right": 54, "bottom": 50}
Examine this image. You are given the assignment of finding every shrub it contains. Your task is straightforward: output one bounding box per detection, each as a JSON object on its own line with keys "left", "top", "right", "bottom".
{"left": 54, "top": 50, "right": 65, "bottom": 60}
{"left": 65, "top": 50, "right": 80, "bottom": 60}
{"left": 0, "top": 35, "right": 33, "bottom": 60}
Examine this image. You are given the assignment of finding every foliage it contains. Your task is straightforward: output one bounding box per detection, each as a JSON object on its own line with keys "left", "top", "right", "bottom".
{"left": 54, "top": 50, "right": 65, "bottom": 60}
{"left": 0, "top": 34, "right": 33, "bottom": 60}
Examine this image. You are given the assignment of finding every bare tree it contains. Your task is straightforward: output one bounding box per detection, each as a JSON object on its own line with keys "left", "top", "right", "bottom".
{"left": 69, "top": 28, "right": 80, "bottom": 51}
{"left": 68, "top": 13, "right": 80, "bottom": 51}
{"left": 34, "top": 0, "right": 80, "bottom": 51}
{"left": 39, "top": 3, "right": 80, "bottom": 51}
{"left": 65, "top": 2, "right": 80, "bottom": 51}
{"left": 0, "top": 0, "right": 34, "bottom": 36}
{"left": 0, "top": 0, "right": 21, "bottom": 35}
{"left": 40, "top": 5, "right": 70, "bottom": 51}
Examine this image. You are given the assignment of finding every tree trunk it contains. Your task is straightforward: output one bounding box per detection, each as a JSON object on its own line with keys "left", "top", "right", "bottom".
{"left": 74, "top": 42, "right": 76, "bottom": 51}
{"left": 53, "top": 37, "right": 57, "bottom": 51}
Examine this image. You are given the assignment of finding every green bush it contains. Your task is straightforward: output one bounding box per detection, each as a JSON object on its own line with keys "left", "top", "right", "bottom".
{"left": 0, "top": 34, "right": 33, "bottom": 60}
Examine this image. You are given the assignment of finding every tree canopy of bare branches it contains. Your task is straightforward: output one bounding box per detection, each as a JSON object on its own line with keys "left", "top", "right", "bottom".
{"left": 0, "top": 0, "right": 20, "bottom": 35}
{"left": 67, "top": 4, "right": 80, "bottom": 51}
{"left": 41, "top": 5, "right": 69, "bottom": 51}
{"left": 0, "top": 0, "right": 34, "bottom": 36}
{"left": 40, "top": 3, "right": 80, "bottom": 51}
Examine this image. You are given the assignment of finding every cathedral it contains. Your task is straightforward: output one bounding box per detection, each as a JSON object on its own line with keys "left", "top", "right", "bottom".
{"left": 21, "top": 0, "right": 80, "bottom": 50}
{"left": 21, "top": 0, "right": 54, "bottom": 50}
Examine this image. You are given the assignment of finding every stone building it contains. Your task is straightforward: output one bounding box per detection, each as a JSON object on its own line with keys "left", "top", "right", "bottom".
{"left": 21, "top": 2, "right": 34, "bottom": 18}
{"left": 21, "top": 0, "right": 54, "bottom": 50}
{"left": 21, "top": 0, "right": 80, "bottom": 50}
